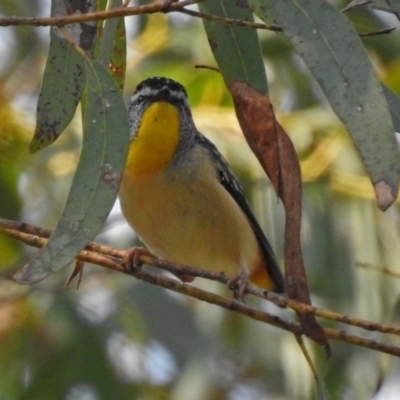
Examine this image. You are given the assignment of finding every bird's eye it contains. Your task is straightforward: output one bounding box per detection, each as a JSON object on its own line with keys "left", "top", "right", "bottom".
{"left": 136, "top": 95, "right": 144, "bottom": 104}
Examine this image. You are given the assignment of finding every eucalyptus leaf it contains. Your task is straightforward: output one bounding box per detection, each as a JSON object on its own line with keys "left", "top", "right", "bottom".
{"left": 14, "top": 58, "right": 129, "bottom": 284}
{"left": 343, "top": 0, "right": 400, "bottom": 18}
{"left": 252, "top": 0, "right": 400, "bottom": 209}
{"left": 97, "top": 0, "right": 120, "bottom": 68}
{"left": 385, "top": 0, "right": 400, "bottom": 18}
{"left": 108, "top": 15, "right": 127, "bottom": 92}
{"left": 93, "top": 0, "right": 126, "bottom": 91}
{"left": 51, "top": 0, "right": 96, "bottom": 50}
{"left": 199, "top": 0, "right": 268, "bottom": 94}
{"left": 383, "top": 84, "right": 400, "bottom": 133}
{"left": 30, "top": 27, "right": 85, "bottom": 153}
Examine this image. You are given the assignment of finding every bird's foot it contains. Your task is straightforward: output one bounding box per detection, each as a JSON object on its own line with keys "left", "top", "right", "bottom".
{"left": 122, "top": 247, "right": 151, "bottom": 273}
{"left": 227, "top": 272, "right": 249, "bottom": 301}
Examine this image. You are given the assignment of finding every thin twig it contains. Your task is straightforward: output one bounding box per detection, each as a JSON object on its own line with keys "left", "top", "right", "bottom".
{"left": 194, "top": 64, "right": 220, "bottom": 73}
{"left": 357, "top": 261, "right": 400, "bottom": 278}
{"left": 0, "top": 0, "right": 280, "bottom": 32}
{"left": 176, "top": 8, "right": 282, "bottom": 31}
{"left": 262, "top": 291, "right": 400, "bottom": 337}
{"left": 359, "top": 27, "right": 396, "bottom": 37}
{"left": 0, "top": 225, "right": 301, "bottom": 334}
{"left": 0, "top": 1, "right": 200, "bottom": 27}
{"left": 2, "top": 218, "right": 400, "bottom": 357}
{"left": 2, "top": 219, "right": 400, "bottom": 338}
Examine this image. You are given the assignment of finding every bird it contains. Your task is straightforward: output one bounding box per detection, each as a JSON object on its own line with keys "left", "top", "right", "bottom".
{"left": 119, "top": 77, "right": 284, "bottom": 298}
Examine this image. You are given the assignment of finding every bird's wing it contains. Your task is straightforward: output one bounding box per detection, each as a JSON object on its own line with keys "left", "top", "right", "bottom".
{"left": 195, "top": 134, "right": 284, "bottom": 292}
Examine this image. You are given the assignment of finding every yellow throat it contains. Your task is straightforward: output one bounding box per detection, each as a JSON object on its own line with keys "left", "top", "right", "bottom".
{"left": 125, "top": 101, "right": 180, "bottom": 177}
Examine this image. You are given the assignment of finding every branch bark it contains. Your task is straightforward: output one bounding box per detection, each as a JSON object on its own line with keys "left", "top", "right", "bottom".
{"left": 0, "top": 1, "right": 280, "bottom": 31}
{"left": 2, "top": 218, "right": 400, "bottom": 358}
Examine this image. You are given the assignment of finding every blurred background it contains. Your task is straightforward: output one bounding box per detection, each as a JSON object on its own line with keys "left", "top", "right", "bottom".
{"left": 1, "top": 1, "right": 400, "bottom": 399}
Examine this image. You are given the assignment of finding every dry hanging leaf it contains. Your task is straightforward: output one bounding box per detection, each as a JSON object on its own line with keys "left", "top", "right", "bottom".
{"left": 229, "top": 81, "right": 330, "bottom": 352}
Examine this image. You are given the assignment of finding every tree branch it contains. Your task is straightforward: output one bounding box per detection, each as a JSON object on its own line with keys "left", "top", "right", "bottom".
{"left": 0, "top": 1, "right": 193, "bottom": 27}
{"left": 357, "top": 261, "right": 400, "bottom": 278}
{"left": 3, "top": 219, "right": 400, "bottom": 338}
{"left": 358, "top": 27, "right": 396, "bottom": 37}
{"left": 0, "top": 2, "right": 386, "bottom": 39}
{"left": 0, "top": 0, "right": 280, "bottom": 32}
{"left": 175, "top": 7, "right": 282, "bottom": 31}
{"left": 1, "top": 218, "right": 400, "bottom": 358}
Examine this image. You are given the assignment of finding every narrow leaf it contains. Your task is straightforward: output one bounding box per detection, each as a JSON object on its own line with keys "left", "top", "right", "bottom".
{"left": 94, "top": 0, "right": 126, "bottom": 91}
{"left": 97, "top": 0, "right": 120, "bottom": 67}
{"left": 343, "top": 0, "right": 400, "bottom": 18}
{"left": 94, "top": 0, "right": 109, "bottom": 43}
{"left": 30, "top": 0, "right": 96, "bottom": 153}
{"left": 30, "top": 27, "right": 85, "bottom": 153}
{"left": 383, "top": 84, "right": 400, "bottom": 132}
{"left": 252, "top": 0, "right": 400, "bottom": 210}
{"left": 230, "top": 82, "right": 330, "bottom": 351}
{"left": 199, "top": 0, "right": 268, "bottom": 94}
{"left": 385, "top": 0, "right": 400, "bottom": 18}
{"left": 14, "top": 59, "right": 129, "bottom": 284}
{"left": 51, "top": 0, "right": 96, "bottom": 52}
{"left": 108, "top": 15, "right": 127, "bottom": 92}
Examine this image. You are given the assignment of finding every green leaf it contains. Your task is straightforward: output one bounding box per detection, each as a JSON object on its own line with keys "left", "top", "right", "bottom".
{"left": 199, "top": 0, "right": 268, "bottom": 94}
{"left": 343, "top": 0, "right": 400, "bottom": 19}
{"left": 94, "top": 0, "right": 109, "bottom": 42}
{"left": 14, "top": 58, "right": 129, "bottom": 284}
{"left": 97, "top": 0, "right": 121, "bottom": 66}
{"left": 94, "top": 0, "right": 126, "bottom": 91}
{"left": 108, "top": 14, "right": 127, "bottom": 92}
{"left": 252, "top": 0, "right": 400, "bottom": 209}
{"left": 30, "top": 0, "right": 98, "bottom": 153}
{"left": 51, "top": 0, "right": 96, "bottom": 51}
{"left": 385, "top": 0, "right": 400, "bottom": 18}
{"left": 382, "top": 85, "right": 400, "bottom": 133}
{"left": 29, "top": 27, "right": 85, "bottom": 153}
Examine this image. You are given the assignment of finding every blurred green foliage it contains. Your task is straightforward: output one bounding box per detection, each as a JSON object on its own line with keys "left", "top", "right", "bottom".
{"left": 1, "top": 1, "right": 400, "bottom": 399}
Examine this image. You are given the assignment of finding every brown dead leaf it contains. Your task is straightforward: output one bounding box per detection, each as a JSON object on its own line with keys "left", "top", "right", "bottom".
{"left": 65, "top": 259, "right": 85, "bottom": 289}
{"left": 229, "top": 81, "right": 330, "bottom": 353}
{"left": 374, "top": 181, "right": 396, "bottom": 211}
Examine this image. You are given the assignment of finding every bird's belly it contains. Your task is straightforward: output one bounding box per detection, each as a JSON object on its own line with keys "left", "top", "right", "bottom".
{"left": 119, "top": 170, "right": 261, "bottom": 277}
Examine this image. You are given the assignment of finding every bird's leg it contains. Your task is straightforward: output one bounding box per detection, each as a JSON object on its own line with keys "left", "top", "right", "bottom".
{"left": 227, "top": 271, "right": 249, "bottom": 301}
{"left": 122, "top": 247, "right": 150, "bottom": 273}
